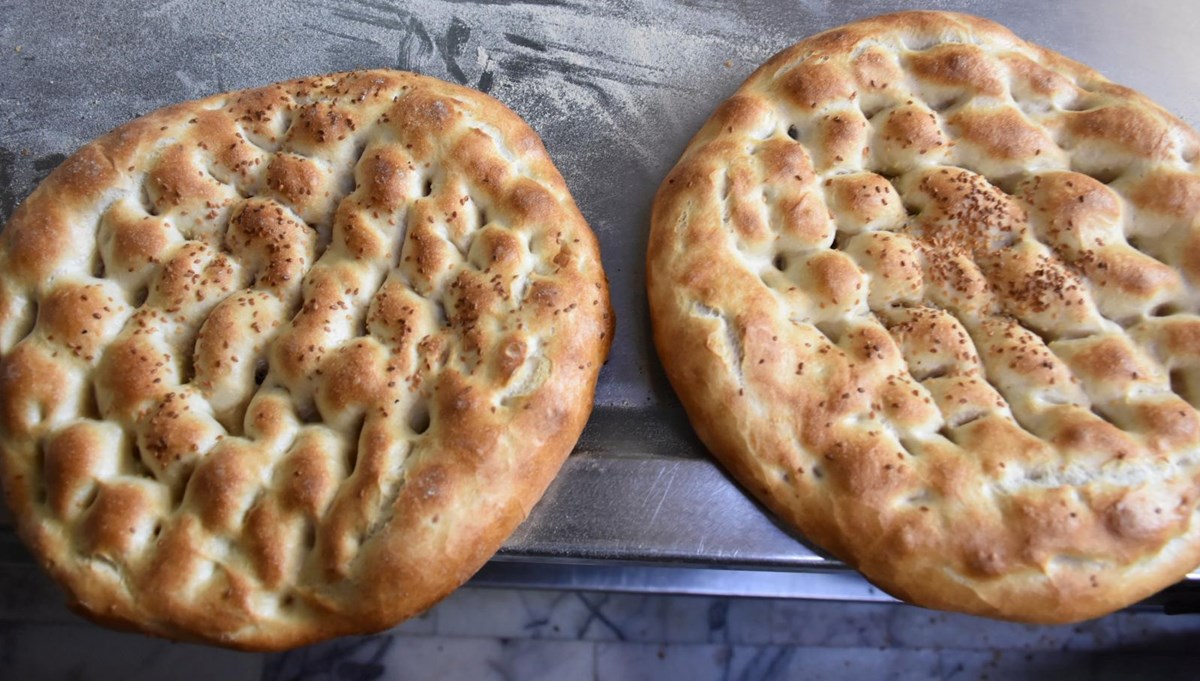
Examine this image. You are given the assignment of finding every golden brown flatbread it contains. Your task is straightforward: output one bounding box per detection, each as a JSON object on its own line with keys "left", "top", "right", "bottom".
{"left": 649, "top": 11, "right": 1200, "bottom": 623}
{"left": 0, "top": 69, "right": 612, "bottom": 649}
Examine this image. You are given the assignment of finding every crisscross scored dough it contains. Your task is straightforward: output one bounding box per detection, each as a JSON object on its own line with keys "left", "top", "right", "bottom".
{"left": 649, "top": 11, "right": 1200, "bottom": 622}
{"left": 0, "top": 70, "right": 611, "bottom": 648}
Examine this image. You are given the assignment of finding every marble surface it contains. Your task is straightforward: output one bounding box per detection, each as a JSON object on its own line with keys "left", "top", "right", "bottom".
{"left": 4, "top": 563, "right": 1200, "bottom": 681}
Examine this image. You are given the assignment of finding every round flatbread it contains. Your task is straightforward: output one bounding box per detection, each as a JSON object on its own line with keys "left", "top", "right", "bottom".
{"left": 648, "top": 11, "right": 1200, "bottom": 623}
{"left": 0, "top": 70, "right": 611, "bottom": 648}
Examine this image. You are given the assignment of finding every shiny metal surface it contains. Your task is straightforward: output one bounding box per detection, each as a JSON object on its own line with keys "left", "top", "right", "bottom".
{"left": 472, "top": 559, "right": 1200, "bottom": 613}
{"left": 2, "top": 0, "right": 1199, "bottom": 601}
{"left": 478, "top": 558, "right": 894, "bottom": 601}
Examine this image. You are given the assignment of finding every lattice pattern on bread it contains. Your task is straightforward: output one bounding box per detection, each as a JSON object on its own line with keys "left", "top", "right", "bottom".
{"left": 0, "top": 70, "right": 611, "bottom": 649}
{"left": 648, "top": 11, "right": 1200, "bottom": 623}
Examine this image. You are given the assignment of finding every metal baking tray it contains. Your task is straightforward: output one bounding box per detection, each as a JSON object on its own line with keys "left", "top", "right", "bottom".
{"left": 2, "top": 0, "right": 1200, "bottom": 608}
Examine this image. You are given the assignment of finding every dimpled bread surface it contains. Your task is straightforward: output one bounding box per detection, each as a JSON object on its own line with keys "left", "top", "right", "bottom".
{"left": 648, "top": 11, "right": 1200, "bottom": 623}
{"left": 0, "top": 70, "right": 612, "bottom": 649}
